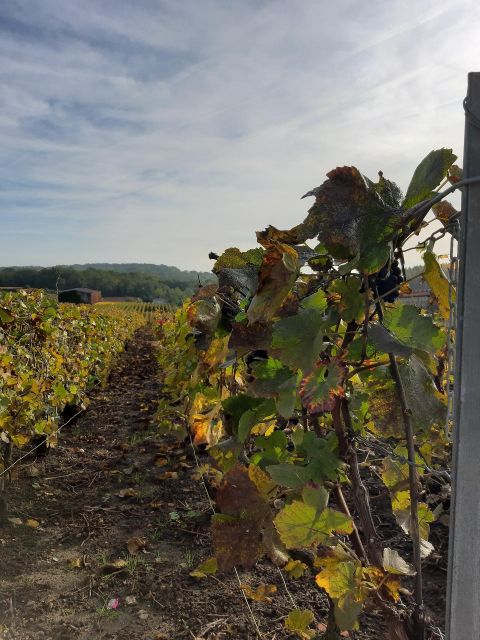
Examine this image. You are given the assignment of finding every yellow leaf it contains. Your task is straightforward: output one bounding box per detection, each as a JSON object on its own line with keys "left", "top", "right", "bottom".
{"left": 69, "top": 557, "right": 83, "bottom": 569}
{"left": 26, "top": 518, "right": 40, "bottom": 529}
{"left": 284, "top": 559, "right": 308, "bottom": 579}
{"left": 423, "top": 250, "right": 454, "bottom": 320}
{"left": 284, "top": 609, "right": 315, "bottom": 639}
{"left": 248, "top": 464, "right": 276, "bottom": 500}
{"left": 189, "top": 557, "right": 218, "bottom": 578}
{"left": 240, "top": 582, "right": 277, "bottom": 603}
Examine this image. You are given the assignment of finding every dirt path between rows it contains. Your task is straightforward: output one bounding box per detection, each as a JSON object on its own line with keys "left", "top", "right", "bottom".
{"left": 0, "top": 327, "right": 446, "bottom": 640}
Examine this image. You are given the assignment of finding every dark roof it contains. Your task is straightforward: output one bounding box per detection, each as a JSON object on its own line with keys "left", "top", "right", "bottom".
{"left": 59, "top": 288, "right": 100, "bottom": 294}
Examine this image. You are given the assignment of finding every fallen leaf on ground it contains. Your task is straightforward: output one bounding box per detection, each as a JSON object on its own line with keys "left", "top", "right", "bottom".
{"left": 127, "top": 536, "right": 148, "bottom": 554}
{"left": 240, "top": 583, "right": 277, "bottom": 603}
{"left": 189, "top": 557, "right": 218, "bottom": 578}
{"left": 26, "top": 518, "right": 40, "bottom": 529}
{"left": 118, "top": 488, "right": 138, "bottom": 498}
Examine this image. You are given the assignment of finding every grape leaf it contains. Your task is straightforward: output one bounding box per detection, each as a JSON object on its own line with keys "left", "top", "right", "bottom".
{"left": 368, "top": 323, "right": 413, "bottom": 357}
{"left": 249, "top": 358, "right": 300, "bottom": 418}
{"left": 213, "top": 247, "right": 264, "bottom": 271}
{"left": 299, "top": 360, "right": 344, "bottom": 414}
{"left": 267, "top": 463, "right": 312, "bottom": 489}
{"left": 284, "top": 609, "right": 316, "bottom": 639}
{"left": 240, "top": 582, "right": 277, "bottom": 603}
{"left": 382, "top": 304, "right": 444, "bottom": 354}
{"left": 274, "top": 500, "right": 352, "bottom": 549}
{"left": 329, "top": 278, "right": 364, "bottom": 323}
{"left": 382, "top": 547, "right": 415, "bottom": 576}
{"left": 403, "top": 148, "right": 457, "bottom": 208}
{"left": 432, "top": 200, "right": 458, "bottom": 226}
{"left": 301, "top": 289, "right": 328, "bottom": 312}
{"left": 423, "top": 250, "right": 454, "bottom": 321}
{"left": 247, "top": 243, "right": 299, "bottom": 324}
{"left": 237, "top": 398, "right": 276, "bottom": 443}
{"left": 257, "top": 166, "right": 398, "bottom": 273}
{"left": 212, "top": 466, "right": 274, "bottom": 571}
{"left": 271, "top": 309, "right": 326, "bottom": 373}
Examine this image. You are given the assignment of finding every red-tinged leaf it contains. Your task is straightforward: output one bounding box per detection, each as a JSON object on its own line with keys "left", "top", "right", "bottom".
{"left": 299, "top": 360, "right": 345, "bottom": 414}
{"left": 432, "top": 200, "right": 458, "bottom": 226}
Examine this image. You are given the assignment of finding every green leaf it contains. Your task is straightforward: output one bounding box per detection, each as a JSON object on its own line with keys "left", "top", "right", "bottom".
{"left": 284, "top": 609, "right": 315, "bottom": 639}
{"left": 382, "top": 303, "right": 445, "bottom": 354}
{"left": 301, "top": 485, "right": 329, "bottom": 512}
{"left": 367, "top": 357, "right": 446, "bottom": 436}
{"left": 212, "top": 247, "right": 264, "bottom": 272}
{"left": 267, "top": 463, "right": 312, "bottom": 489}
{"left": 403, "top": 148, "right": 457, "bottom": 208}
{"left": 297, "top": 431, "right": 340, "bottom": 481}
{"left": 222, "top": 394, "right": 265, "bottom": 435}
{"left": 368, "top": 322, "right": 413, "bottom": 357}
{"left": 0, "top": 308, "right": 14, "bottom": 323}
{"left": 300, "top": 289, "right": 327, "bottom": 311}
{"left": 249, "top": 358, "right": 300, "bottom": 419}
{"left": 237, "top": 398, "right": 276, "bottom": 443}
{"left": 271, "top": 308, "right": 326, "bottom": 373}
{"left": 253, "top": 430, "right": 289, "bottom": 465}
{"left": 274, "top": 500, "right": 352, "bottom": 549}
{"left": 330, "top": 277, "right": 364, "bottom": 323}
{"left": 189, "top": 557, "right": 218, "bottom": 578}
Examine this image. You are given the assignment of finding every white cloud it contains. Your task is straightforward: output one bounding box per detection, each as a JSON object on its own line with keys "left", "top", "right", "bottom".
{"left": 1, "top": 0, "right": 478, "bottom": 268}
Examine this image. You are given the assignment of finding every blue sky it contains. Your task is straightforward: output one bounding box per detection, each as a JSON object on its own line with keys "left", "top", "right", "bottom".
{"left": 1, "top": 0, "right": 478, "bottom": 270}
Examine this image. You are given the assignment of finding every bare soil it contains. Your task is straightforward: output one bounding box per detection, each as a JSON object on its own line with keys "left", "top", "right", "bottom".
{"left": 0, "top": 327, "right": 448, "bottom": 640}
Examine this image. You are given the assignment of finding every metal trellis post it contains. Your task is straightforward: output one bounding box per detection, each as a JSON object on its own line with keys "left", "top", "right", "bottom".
{"left": 446, "top": 71, "right": 480, "bottom": 640}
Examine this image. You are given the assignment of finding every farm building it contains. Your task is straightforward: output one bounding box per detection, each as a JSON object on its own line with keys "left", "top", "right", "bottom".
{"left": 58, "top": 288, "right": 102, "bottom": 304}
{"left": 398, "top": 289, "right": 434, "bottom": 308}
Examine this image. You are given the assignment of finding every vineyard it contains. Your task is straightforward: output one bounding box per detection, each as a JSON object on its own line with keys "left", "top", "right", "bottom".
{"left": 0, "top": 149, "right": 462, "bottom": 639}
{"left": 97, "top": 302, "right": 173, "bottom": 323}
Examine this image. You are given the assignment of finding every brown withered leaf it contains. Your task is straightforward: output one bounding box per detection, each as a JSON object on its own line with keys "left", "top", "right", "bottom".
{"left": 212, "top": 514, "right": 265, "bottom": 572}
{"left": 212, "top": 465, "right": 277, "bottom": 571}
{"left": 247, "top": 243, "right": 299, "bottom": 325}
{"left": 127, "top": 536, "right": 148, "bottom": 555}
{"left": 257, "top": 166, "right": 396, "bottom": 273}
{"left": 228, "top": 320, "right": 272, "bottom": 354}
{"left": 118, "top": 488, "right": 138, "bottom": 498}
{"left": 432, "top": 200, "right": 458, "bottom": 226}
{"left": 215, "top": 466, "right": 270, "bottom": 519}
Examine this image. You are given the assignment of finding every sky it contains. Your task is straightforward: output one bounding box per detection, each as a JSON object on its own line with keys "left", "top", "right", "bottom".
{"left": 1, "top": 0, "right": 479, "bottom": 271}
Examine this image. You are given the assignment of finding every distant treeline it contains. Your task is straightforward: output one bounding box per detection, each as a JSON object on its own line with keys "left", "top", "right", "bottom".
{"left": 0, "top": 264, "right": 215, "bottom": 304}
{"left": 66, "top": 262, "right": 214, "bottom": 288}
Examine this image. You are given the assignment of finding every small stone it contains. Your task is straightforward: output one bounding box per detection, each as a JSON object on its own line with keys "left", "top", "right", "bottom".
{"left": 138, "top": 609, "right": 149, "bottom": 620}
{"left": 125, "top": 595, "right": 137, "bottom": 605}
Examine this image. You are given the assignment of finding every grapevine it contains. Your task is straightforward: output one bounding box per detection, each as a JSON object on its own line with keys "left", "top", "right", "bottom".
{"left": 0, "top": 290, "right": 146, "bottom": 495}
{"left": 156, "top": 149, "right": 460, "bottom": 639}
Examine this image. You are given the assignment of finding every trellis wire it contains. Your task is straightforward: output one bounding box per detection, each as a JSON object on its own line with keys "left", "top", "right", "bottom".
{"left": 445, "top": 222, "right": 459, "bottom": 439}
